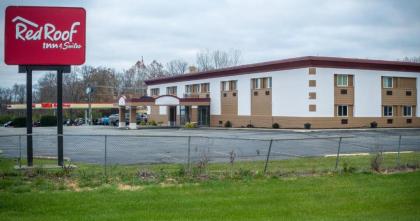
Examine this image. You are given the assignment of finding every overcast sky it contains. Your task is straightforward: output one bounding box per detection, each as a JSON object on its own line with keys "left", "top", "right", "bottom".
{"left": 1, "top": 0, "right": 419, "bottom": 87}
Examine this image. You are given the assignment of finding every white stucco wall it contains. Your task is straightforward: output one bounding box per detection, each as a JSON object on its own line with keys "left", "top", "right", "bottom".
{"left": 147, "top": 68, "right": 420, "bottom": 117}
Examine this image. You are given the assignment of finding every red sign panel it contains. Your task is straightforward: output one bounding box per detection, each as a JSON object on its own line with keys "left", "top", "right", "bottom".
{"left": 4, "top": 6, "right": 86, "bottom": 65}
{"left": 53, "top": 103, "right": 71, "bottom": 108}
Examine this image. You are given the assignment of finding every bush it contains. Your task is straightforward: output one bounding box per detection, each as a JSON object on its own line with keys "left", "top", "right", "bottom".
{"left": 224, "top": 121, "right": 232, "bottom": 128}
{"left": 0, "top": 115, "right": 13, "bottom": 125}
{"left": 184, "top": 122, "right": 197, "bottom": 128}
{"left": 40, "top": 115, "right": 57, "bottom": 126}
{"left": 12, "top": 117, "right": 26, "bottom": 127}
{"left": 246, "top": 124, "right": 254, "bottom": 128}
{"left": 370, "top": 121, "right": 378, "bottom": 128}
{"left": 304, "top": 122, "right": 311, "bottom": 129}
{"left": 149, "top": 120, "right": 157, "bottom": 126}
{"left": 272, "top": 123, "right": 280, "bottom": 129}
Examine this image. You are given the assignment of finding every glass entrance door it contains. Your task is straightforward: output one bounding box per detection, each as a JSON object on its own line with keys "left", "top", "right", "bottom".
{"left": 180, "top": 106, "right": 190, "bottom": 125}
{"left": 197, "top": 106, "right": 210, "bottom": 126}
{"left": 169, "top": 106, "right": 177, "bottom": 126}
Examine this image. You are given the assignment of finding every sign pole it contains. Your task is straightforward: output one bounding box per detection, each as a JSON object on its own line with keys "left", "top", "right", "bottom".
{"left": 26, "top": 66, "right": 33, "bottom": 167}
{"left": 57, "top": 69, "right": 64, "bottom": 166}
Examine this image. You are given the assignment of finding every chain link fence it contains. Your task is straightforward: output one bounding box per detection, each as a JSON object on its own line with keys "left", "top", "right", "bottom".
{"left": 0, "top": 134, "right": 419, "bottom": 176}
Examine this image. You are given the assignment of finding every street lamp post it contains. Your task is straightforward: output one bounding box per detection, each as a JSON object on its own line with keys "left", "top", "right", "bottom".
{"left": 86, "top": 85, "right": 93, "bottom": 125}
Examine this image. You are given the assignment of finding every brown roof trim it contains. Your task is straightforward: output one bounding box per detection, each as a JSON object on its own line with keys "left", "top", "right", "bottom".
{"left": 127, "top": 95, "right": 210, "bottom": 104}
{"left": 128, "top": 96, "right": 155, "bottom": 102}
{"left": 145, "top": 56, "right": 420, "bottom": 85}
{"left": 180, "top": 97, "right": 211, "bottom": 102}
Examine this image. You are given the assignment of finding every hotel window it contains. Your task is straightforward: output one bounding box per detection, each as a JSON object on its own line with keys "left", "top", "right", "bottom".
{"left": 336, "top": 75, "right": 348, "bottom": 87}
{"left": 222, "top": 81, "right": 229, "bottom": 91}
{"left": 230, "top": 80, "right": 237, "bottom": 90}
{"left": 252, "top": 78, "right": 261, "bottom": 89}
{"left": 192, "top": 84, "right": 200, "bottom": 93}
{"left": 403, "top": 106, "right": 412, "bottom": 117}
{"left": 252, "top": 77, "right": 271, "bottom": 89}
{"left": 337, "top": 105, "right": 348, "bottom": 117}
{"left": 166, "top": 86, "right": 177, "bottom": 95}
{"left": 185, "top": 84, "right": 200, "bottom": 94}
{"left": 383, "top": 77, "right": 393, "bottom": 88}
{"left": 150, "top": 88, "right": 160, "bottom": 96}
{"left": 267, "top": 77, "right": 272, "bottom": 88}
{"left": 201, "top": 83, "right": 210, "bottom": 93}
{"left": 222, "top": 80, "right": 237, "bottom": 91}
{"left": 185, "top": 85, "right": 192, "bottom": 94}
{"left": 383, "top": 106, "right": 393, "bottom": 117}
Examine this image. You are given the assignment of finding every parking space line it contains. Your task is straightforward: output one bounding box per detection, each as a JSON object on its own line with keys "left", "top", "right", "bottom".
{"left": 271, "top": 151, "right": 303, "bottom": 157}
{"left": 212, "top": 151, "right": 230, "bottom": 156}
{"left": 324, "top": 151, "right": 413, "bottom": 157}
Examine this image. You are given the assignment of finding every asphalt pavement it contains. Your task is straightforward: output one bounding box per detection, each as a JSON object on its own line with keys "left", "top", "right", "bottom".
{"left": 0, "top": 126, "right": 419, "bottom": 165}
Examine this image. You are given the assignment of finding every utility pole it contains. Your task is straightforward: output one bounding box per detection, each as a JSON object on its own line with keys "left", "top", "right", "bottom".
{"left": 86, "top": 84, "right": 93, "bottom": 125}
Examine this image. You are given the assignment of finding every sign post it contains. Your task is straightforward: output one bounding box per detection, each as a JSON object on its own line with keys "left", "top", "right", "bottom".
{"left": 5, "top": 6, "right": 86, "bottom": 167}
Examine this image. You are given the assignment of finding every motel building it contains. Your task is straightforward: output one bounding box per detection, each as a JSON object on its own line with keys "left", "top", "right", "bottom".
{"left": 117, "top": 56, "right": 420, "bottom": 129}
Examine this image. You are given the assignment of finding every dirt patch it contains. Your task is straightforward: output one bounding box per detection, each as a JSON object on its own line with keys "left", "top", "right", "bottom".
{"left": 117, "top": 183, "right": 144, "bottom": 191}
{"left": 66, "top": 180, "right": 81, "bottom": 192}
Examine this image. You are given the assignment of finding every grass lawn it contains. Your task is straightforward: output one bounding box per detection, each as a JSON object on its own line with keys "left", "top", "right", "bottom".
{"left": 0, "top": 153, "right": 419, "bottom": 221}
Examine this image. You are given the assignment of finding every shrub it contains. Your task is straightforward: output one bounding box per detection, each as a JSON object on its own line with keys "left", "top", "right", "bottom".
{"left": 304, "top": 122, "right": 311, "bottom": 129}
{"left": 12, "top": 117, "right": 26, "bottom": 127}
{"left": 0, "top": 115, "right": 13, "bottom": 125}
{"left": 342, "top": 162, "right": 356, "bottom": 173}
{"left": 370, "top": 121, "right": 378, "bottom": 128}
{"left": 224, "top": 120, "right": 232, "bottom": 128}
{"left": 184, "top": 122, "right": 197, "bottom": 128}
{"left": 272, "top": 123, "right": 280, "bottom": 129}
{"left": 246, "top": 124, "right": 254, "bottom": 128}
{"left": 40, "top": 115, "right": 57, "bottom": 126}
{"left": 149, "top": 120, "right": 157, "bottom": 126}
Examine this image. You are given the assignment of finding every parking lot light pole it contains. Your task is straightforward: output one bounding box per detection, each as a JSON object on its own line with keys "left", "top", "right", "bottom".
{"left": 86, "top": 85, "right": 93, "bottom": 125}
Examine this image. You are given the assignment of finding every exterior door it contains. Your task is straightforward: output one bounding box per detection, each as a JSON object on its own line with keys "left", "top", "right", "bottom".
{"left": 180, "top": 106, "right": 190, "bottom": 125}
{"left": 169, "top": 106, "right": 177, "bottom": 126}
{"left": 197, "top": 106, "right": 210, "bottom": 126}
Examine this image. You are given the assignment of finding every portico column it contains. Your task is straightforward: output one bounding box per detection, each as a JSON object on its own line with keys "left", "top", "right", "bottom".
{"left": 118, "top": 106, "right": 126, "bottom": 128}
{"left": 129, "top": 106, "right": 137, "bottom": 129}
{"left": 191, "top": 106, "right": 198, "bottom": 123}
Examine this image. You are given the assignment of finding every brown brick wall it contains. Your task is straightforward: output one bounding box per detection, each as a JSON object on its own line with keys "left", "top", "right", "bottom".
{"left": 210, "top": 115, "right": 420, "bottom": 128}
{"left": 221, "top": 91, "right": 238, "bottom": 115}
{"left": 251, "top": 88, "right": 272, "bottom": 116}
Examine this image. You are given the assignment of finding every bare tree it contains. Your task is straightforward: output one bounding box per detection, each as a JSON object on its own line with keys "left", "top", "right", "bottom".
{"left": 37, "top": 72, "right": 57, "bottom": 102}
{"left": 147, "top": 60, "right": 167, "bottom": 79}
{"left": 401, "top": 56, "right": 420, "bottom": 63}
{"left": 196, "top": 49, "right": 214, "bottom": 71}
{"left": 166, "top": 59, "right": 188, "bottom": 76}
{"left": 11, "top": 84, "right": 25, "bottom": 103}
{"left": 196, "top": 49, "right": 241, "bottom": 71}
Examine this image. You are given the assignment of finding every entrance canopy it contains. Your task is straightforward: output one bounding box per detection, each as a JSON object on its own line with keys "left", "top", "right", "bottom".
{"left": 119, "top": 95, "right": 210, "bottom": 107}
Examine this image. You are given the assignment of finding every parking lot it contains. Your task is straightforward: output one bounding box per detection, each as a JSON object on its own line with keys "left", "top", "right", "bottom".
{"left": 0, "top": 126, "right": 419, "bottom": 165}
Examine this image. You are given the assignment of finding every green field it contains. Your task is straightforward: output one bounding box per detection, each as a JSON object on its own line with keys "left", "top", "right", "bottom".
{"left": 0, "top": 153, "right": 419, "bottom": 221}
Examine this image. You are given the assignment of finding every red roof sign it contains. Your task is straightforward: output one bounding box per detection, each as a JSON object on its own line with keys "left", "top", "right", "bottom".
{"left": 4, "top": 6, "right": 86, "bottom": 65}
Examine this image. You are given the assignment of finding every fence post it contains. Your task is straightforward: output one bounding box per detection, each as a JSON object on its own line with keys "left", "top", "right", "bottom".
{"left": 18, "top": 135, "right": 22, "bottom": 168}
{"left": 263, "top": 139, "right": 273, "bottom": 175}
{"left": 335, "top": 137, "right": 343, "bottom": 170}
{"left": 104, "top": 135, "right": 107, "bottom": 178}
{"left": 187, "top": 136, "right": 191, "bottom": 173}
{"left": 397, "top": 135, "right": 402, "bottom": 167}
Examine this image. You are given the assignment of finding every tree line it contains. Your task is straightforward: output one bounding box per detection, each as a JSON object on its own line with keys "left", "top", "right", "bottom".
{"left": 0, "top": 49, "right": 242, "bottom": 117}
